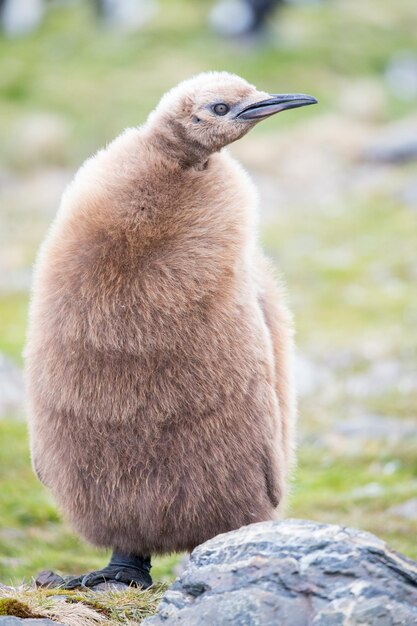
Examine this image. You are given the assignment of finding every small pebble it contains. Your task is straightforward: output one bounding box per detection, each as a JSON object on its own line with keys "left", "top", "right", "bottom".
{"left": 35, "top": 570, "right": 65, "bottom": 589}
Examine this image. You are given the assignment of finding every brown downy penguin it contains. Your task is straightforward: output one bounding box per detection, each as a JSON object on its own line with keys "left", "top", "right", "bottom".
{"left": 25, "top": 72, "right": 316, "bottom": 588}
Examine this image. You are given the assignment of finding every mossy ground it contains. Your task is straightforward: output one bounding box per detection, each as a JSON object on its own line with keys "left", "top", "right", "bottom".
{"left": 0, "top": 0, "right": 416, "bottom": 623}
{"left": 0, "top": 585, "right": 167, "bottom": 625}
{"left": 0, "top": 597, "right": 42, "bottom": 618}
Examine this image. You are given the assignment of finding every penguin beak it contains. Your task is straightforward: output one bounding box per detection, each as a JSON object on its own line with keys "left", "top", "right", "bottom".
{"left": 236, "top": 93, "right": 318, "bottom": 121}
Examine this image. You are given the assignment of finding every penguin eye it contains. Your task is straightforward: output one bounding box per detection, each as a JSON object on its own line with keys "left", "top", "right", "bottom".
{"left": 213, "top": 103, "right": 230, "bottom": 116}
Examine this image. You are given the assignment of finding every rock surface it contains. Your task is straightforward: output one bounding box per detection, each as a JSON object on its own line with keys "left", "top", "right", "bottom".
{"left": 388, "top": 498, "right": 417, "bottom": 520}
{"left": 0, "top": 353, "right": 24, "bottom": 420}
{"left": 34, "top": 570, "right": 66, "bottom": 589}
{"left": 143, "top": 519, "right": 417, "bottom": 626}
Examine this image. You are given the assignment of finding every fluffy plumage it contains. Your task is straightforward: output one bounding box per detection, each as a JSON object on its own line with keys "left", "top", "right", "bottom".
{"left": 25, "top": 71, "right": 297, "bottom": 556}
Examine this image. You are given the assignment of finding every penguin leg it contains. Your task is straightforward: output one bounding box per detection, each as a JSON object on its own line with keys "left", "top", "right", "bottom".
{"left": 64, "top": 552, "right": 152, "bottom": 589}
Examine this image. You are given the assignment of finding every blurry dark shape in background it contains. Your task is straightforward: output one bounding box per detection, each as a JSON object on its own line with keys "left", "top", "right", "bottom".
{"left": 93, "top": 0, "right": 158, "bottom": 30}
{"left": 0, "top": 0, "right": 283, "bottom": 38}
{"left": 0, "top": 0, "right": 45, "bottom": 37}
{"left": 385, "top": 51, "right": 417, "bottom": 102}
{"left": 209, "top": 0, "right": 283, "bottom": 38}
{"left": 0, "top": 0, "right": 158, "bottom": 36}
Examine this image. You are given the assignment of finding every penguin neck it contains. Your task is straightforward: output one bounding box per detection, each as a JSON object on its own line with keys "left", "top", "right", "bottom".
{"left": 147, "top": 119, "right": 213, "bottom": 170}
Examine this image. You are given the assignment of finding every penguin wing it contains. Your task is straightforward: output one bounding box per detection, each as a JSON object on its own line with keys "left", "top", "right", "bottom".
{"left": 31, "top": 450, "right": 50, "bottom": 488}
{"left": 255, "top": 253, "right": 296, "bottom": 482}
{"left": 261, "top": 440, "right": 281, "bottom": 507}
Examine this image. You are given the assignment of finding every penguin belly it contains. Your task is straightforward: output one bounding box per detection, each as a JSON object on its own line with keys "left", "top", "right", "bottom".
{"left": 28, "top": 302, "right": 283, "bottom": 555}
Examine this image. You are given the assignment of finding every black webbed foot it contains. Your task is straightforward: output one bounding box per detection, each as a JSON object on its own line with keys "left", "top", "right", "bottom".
{"left": 64, "top": 552, "right": 152, "bottom": 590}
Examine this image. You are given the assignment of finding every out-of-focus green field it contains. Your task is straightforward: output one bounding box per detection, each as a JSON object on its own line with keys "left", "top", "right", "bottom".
{"left": 1, "top": 0, "right": 417, "bottom": 592}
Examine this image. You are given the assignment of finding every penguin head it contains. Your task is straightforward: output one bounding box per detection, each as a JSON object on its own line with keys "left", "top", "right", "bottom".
{"left": 149, "top": 72, "right": 317, "bottom": 156}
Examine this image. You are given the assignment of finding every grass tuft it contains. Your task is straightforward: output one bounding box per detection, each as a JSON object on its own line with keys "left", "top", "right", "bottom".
{"left": 0, "top": 584, "right": 167, "bottom": 625}
{"left": 0, "top": 597, "right": 43, "bottom": 618}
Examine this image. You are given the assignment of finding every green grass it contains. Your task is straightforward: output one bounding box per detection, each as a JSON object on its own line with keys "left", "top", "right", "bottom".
{"left": 0, "top": 293, "right": 28, "bottom": 363}
{"left": 264, "top": 196, "right": 417, "bottom": 349}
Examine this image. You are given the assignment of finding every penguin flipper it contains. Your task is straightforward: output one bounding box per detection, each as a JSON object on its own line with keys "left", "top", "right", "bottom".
{"left": 262, "top": 442, "right": 281, "bottom": 508}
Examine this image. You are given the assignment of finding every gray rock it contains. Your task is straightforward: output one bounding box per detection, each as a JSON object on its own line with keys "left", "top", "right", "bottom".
{"left": 0, "top": 616, "right": 65, "bottom": 626}
{"left": 344, "top": 359, "right": 402, "bottom": 397}
{"left": 0, "top": 268, "right": 32, "bottom": 294}
{"left": 363, "top": 119, "right": 417, "bottom": 164}
{"left": 400, "top": 179, "right": 417, "bottom": 210}
{"left": 385, "top": 52, "right": 417, "bottom": 102}
{"left": 99, "top": 0, "right": 158, "bottom": 31}
{"left": 0, "top": 0, "right": 44, "bottom": 38}
{"left": 294, "top": 352, "right": 328, "bottom": 397}
{"left": 364, "top": 138, "right": 417, "bottom": 164}
{"left": 35, "top": 570, "right": 65, "bottom": 589}
{"left": 334, "top": 413, "right": 417, "bottom": 442}
{"left": 388, "top": 498, "right": 417, "bottom": 520}
{"left": 0, "top": 353, "right": 24, "bottom": 420}
{"left": 143, "top": 519, "right": 417, "bottom": 626}
{"left": 349, "top": 482, "right": 385, "bottom": 499}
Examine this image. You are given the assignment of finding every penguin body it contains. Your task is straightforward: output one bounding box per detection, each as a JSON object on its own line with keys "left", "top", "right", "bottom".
{"left": 26, "top": 72, "right": 315, "bottom": 564}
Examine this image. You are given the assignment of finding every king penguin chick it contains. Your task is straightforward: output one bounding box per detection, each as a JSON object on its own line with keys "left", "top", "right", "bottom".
{"left": 25, "top": 72, "right": 317, "bottom": 589}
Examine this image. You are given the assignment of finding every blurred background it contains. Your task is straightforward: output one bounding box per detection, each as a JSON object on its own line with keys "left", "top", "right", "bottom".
{"left": 0, "top": 0, "right": 416, "bottom": 587}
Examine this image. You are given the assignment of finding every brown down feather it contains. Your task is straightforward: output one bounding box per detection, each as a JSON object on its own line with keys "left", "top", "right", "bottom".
{"left": 24, "top": 72, "right": 296, "bottom": 555}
